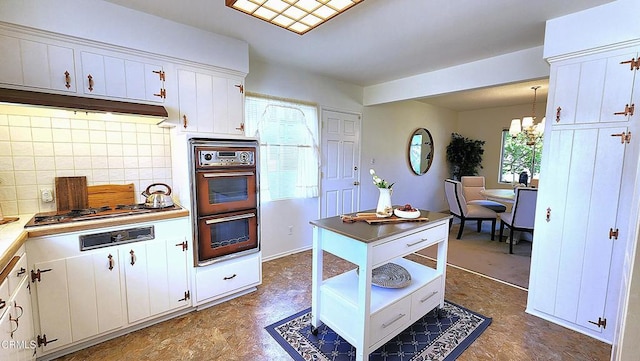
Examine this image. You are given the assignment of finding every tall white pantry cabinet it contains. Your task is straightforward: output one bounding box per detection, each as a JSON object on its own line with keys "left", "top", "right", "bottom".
{"left": 527, "top": 45, "right": 640, "bottom": 343}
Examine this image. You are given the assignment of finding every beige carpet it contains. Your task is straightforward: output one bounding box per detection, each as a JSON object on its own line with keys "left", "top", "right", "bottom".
{"left": 416, "top": 221, "right": 531, "bottom": 289}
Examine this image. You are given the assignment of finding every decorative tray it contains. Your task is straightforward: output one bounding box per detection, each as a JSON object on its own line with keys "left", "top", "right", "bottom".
{"left": 358, "top": 262, "right": 412, "bottom": 288}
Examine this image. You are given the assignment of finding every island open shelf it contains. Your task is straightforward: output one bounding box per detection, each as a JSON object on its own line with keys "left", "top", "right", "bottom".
{"left": 310, "top": 210, "right": 451, "bottom": 361}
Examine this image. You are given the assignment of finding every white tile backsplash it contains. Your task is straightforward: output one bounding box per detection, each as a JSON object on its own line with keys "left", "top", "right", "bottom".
{"left": 0, "top": 106, "right": 172, "bottom": 215}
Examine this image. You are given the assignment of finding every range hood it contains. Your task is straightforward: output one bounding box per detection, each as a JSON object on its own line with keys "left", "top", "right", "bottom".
{"left": 0, "top": 88, "right": 168, "bottom": 118}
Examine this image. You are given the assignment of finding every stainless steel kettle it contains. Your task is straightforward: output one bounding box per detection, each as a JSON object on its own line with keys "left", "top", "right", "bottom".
{"left": 142, "top": 183, "right": 174, "bottom": 208}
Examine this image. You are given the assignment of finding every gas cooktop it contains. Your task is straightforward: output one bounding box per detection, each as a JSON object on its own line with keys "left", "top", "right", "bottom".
{"left": 24, "top": 204, "right": 183, "bottom": 228}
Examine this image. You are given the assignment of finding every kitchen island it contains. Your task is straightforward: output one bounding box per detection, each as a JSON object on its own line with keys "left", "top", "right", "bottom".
{"left": 310, "top": 210, "right": 451, "bottom": 361}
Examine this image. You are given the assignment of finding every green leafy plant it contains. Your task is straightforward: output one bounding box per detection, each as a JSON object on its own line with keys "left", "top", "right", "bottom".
{"left": 446, "top": 133, "right": 485, "bottom": 180}
{"left": 369, "top": 169, "right": 394, "bottom": 189}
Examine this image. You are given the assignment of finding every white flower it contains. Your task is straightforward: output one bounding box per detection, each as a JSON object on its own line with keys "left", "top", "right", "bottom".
{"left": 369, "top": 169, "right": 394, "bottom": 189}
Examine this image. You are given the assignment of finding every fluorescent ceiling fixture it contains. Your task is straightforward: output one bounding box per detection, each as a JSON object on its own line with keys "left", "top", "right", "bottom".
{"left": 226, "top": 0, "right": 364, "bottom": 35}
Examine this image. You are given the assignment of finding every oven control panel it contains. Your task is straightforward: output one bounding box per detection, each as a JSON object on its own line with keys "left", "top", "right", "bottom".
{"left": 198, "top": 149, "right": 255, "bottom": 167}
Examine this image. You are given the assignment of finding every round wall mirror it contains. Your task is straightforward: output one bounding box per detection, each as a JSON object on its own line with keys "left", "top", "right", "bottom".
{"left": 408, "top": 128, "right": 434, "bottom": 175}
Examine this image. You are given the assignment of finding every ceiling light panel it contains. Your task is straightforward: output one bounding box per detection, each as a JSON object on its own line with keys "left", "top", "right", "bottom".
{"left": 226, "top": 0, "right": 364, "bottom": 35}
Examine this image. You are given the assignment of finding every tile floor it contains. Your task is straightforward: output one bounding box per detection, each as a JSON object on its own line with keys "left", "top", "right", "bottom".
{"left": 55, "top": 250, "right": 611, "bottom": 361}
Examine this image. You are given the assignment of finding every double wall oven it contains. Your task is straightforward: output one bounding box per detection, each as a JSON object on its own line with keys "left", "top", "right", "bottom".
{"left": 190, "top": 139, "right": 259, "bottom": 266}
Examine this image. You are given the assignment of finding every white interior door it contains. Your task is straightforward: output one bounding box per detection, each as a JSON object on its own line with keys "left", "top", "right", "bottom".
{"left": 320, "top": 110, "right": 361, "bottom": 218}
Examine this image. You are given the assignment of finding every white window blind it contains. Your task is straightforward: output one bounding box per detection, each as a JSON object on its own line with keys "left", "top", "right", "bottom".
{"left": 245, "top": 94, "right": 320, "bottom": 202}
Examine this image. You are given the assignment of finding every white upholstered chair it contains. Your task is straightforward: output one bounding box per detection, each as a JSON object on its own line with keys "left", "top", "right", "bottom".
{"left": 499, "top": 187, "right": 538, "bottom": 254}
{"left": 461, "top": 176, "right": 507, "bottom": 213}
{"left": 444, "top": 179, "right": 497, "bottom": 240}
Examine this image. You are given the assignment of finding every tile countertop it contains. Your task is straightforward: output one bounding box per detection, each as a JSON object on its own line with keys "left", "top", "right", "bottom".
{"left": 0, "top": 207, "right": 190, "bottom": 274}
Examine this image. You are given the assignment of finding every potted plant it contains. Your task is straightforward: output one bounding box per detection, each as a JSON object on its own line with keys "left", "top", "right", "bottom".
{"left": 446, "top": 133, "right": 485, "bottom": 180}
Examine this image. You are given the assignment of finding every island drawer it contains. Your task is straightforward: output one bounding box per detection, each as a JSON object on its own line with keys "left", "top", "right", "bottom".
{"left": 370, "top": 297, "right": 412, "bottom": 345}
{"left": 372, "top": 223, "right": 447, "bottom": 265}
{"left": 411, "top": 275, "right": 443, "bottom": 322}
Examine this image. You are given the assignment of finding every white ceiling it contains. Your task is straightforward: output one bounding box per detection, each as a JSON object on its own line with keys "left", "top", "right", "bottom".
{"left": 102, "top": 0, "right": 612, "bottom": 110}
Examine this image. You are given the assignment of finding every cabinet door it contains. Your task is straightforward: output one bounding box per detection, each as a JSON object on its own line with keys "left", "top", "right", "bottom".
{"left": 212, "top": 75, "right": 245, "bottom": 135}
{"left": 21, "top": 40, "right": 75, "bottom": 93}
{"left": 177, "top": 69, "right": 198, "bottom": 132}
{"left": 66, "top": 252, "right": 122, "bottom": 341}
{"left": 12, "top": 278, "right": 35, "bottom": 361}
{"left": 80, "top": 52, "right": 106, "bottom": 96}
{"left": 0, "top": 34, "right": 23, "bottom": 86}
{"left": 531, "top": 127, "right": 626, "bottom": 331}
{"left": 551, "top": 49, "right": 638, "bottom": 125}
{"left": 121, "top": 244, "right": 150, "bottom": 323}
{"left": 0, "top": 303, "right": 15, "bottom": 361}
{"left": 33, "top": 259, "right": 71, "bottom": 352}
{"left": 166, "top": 239, "right": 189, "bottom": 310}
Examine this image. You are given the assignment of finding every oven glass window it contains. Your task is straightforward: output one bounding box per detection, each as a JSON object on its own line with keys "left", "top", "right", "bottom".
{"left": 208, "top": 177, "right": 248, "bottom": 204}
{"left": 209, "top": 218, "right": 250, "bottom": 249}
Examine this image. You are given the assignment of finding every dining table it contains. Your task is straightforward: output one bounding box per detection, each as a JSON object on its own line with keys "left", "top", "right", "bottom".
{"left": 481, "top": 188, "right": 515, "bottom": 203}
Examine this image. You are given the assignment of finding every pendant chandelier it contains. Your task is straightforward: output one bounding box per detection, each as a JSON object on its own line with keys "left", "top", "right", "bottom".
{"left": 509, "top": 86, "right": 546, "bottom": 145}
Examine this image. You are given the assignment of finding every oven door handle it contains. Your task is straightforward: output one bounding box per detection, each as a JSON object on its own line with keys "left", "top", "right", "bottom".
{"left": 202, "top": 172, "right": 255, "bottom": 178}
{"left": 205, "top": 213, "right": 256, "bottom": 225}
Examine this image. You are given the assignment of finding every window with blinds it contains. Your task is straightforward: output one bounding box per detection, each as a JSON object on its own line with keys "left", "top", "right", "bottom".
{"left": 244, "top": 94, "right": 320, "bottom": 202}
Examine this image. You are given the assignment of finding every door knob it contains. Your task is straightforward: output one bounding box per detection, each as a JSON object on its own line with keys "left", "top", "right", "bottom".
{"left": 353, "top": 181, "right": 360, "bottom": 186}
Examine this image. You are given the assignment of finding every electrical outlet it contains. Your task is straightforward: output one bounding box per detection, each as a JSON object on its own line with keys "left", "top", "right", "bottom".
{"left": 41, "top": 189, "right": 54, "bottom": 203}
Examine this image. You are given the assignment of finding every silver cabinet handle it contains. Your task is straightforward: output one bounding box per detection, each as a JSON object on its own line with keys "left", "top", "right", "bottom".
{"left": 205, "top": 213, "right": 255, "bottom": 225}
{"left": 202, "top": 172, "right": 254, "bottom": 178}
{"left": 407, "top": 238, "right": 429, "bottom": 247}
{"left": 382, "top": 313, "right": 406, "bottom": 328}
{"left": 420, "top": 291, "right": 438, "bottom": 303}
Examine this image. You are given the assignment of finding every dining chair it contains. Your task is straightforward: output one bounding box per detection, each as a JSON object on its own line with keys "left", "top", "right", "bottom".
{"left": 499, "top": 187, "right": 538, "bottom": 254}
{"left": 444, "top": 179, "right": 497, "bottom": 240}
{"left": 460, "top": 176, "right": 507, "bottom": 213}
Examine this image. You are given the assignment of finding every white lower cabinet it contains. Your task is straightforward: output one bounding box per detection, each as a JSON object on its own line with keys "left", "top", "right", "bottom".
{"left": 27, "top": 218, "right": 191, "bottom": 358}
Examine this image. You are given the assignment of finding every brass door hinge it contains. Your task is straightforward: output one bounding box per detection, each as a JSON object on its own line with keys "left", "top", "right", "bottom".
{"left": 153, "top": 70, "right": 166, "bottom": 81}
{"left": 235, "top": 84, "right": 244, "bottom": 93}
{"left": 609, "top": 228, "right": 619, "bottom": 240}
{"left": 31, "top": 268, "right": 52, "bottom": 283}
{"left": 178, "top": 290, "right": 190, "bottom": 302}
{"left": 611, "top": 131, "right": 632, "bottom": 144}
{"left": 614, "top": 104, "right": 635, "bottom": 117}
{"left": 175, "top": 241, "right": 188, "bottom": 251}
{"left": 588, "top": 317, "right": 607, "bottom": 329}
{"left": 154, "top": 88, "right": 167, "bottom": 99}
{"left": 620, "top": 58, "right": 640, "bottom": 71}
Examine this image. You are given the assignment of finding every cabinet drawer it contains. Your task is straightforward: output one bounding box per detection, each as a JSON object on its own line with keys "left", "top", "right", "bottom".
{"left": 195, "top": 254, "right": 261, "bottom": 303}
{"left": 7, "top": 253, "right": 28, "bottom": 295}
{"left": 370, "top": 297, "right": 412, "bottom": 345}
{"left": 372, "top": 223, "right": 447, "bottom": 265}
{"left": 411, "top": 276, "right": 443, "bottom": 322}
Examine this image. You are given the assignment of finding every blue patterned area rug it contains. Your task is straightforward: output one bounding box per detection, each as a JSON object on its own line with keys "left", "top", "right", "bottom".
{"left": 265, "top": 301, "right": 491, "bottom": 361}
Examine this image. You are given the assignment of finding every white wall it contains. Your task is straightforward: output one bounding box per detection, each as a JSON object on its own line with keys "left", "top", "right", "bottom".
{"left": 457, "top": 102, "right": 546, "bottom": 189}
{"left": 360, "top": 101, "right": 457, "bottom": 213}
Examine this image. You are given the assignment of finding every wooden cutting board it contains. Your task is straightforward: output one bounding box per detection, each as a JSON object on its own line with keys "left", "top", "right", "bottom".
{"left": 340, "top": 212, "right": 429, "bottom": 224}
{"left": 87, "top": 184, "right": 136, "bottom": 209}
{"left": 55, "top": 176, "right": 88, "bottom": 211}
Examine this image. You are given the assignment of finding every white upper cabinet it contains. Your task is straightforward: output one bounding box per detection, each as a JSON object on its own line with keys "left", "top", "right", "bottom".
{"left": 0, "top": 34, "right": 75, "bottom": 92}
{"left": 551, "top": 48, "right": 640, "bottom": 125}
{"left": 80, "top": 50, "right": 165, "bottom": 103}
{"left": 177, "top": 67, "right": 245, "bottom": 136}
